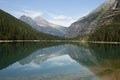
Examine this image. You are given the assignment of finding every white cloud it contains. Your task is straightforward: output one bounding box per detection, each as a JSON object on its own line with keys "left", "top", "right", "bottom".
{"left": 48, "top": 12, "right": 90, "bottom": 27}
{"left": 45, "top": 55, "right": 76, "bottom": 68}
{"left": 11, "top": 9, "right": 78, "bottom": 27}
{"left": 22, "top": 9, "right": 43, "bottom": 18}
{"left": 47, "top": 13, "right": 72, "bottom": 20}
{"left": 48, "top": 18, "right": 76, "bottom": 27}
{"left": 46, "top": 13, "right": 76, "bottom": 27}
{"left": 54, "top": 15, "right": 72, "bottom": 20}
{"left": 11, "top": 9, "right": 43, "bottom": 18}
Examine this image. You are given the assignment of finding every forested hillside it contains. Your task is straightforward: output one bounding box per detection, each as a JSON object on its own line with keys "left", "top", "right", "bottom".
{"left": 0, "top": 9, "right": 62, "bottom": 40}
{"left": 88, "top": 8, "right": 120, "bottom": 42}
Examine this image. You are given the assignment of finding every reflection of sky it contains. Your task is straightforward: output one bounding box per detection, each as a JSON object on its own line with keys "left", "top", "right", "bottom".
{"left": 0, "top": 44, "right": 100, "bottom": 80}
{"left": 0, "top": 55, "right": 99, "bottom": 80}
{"left": 19, "top": 45, "right": 66, "bottom": 65}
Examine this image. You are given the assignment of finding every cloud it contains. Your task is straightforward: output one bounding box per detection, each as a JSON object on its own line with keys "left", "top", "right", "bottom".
{"left": 54, "top": 15, "right": 72, "bottom": 20}
{"left": 48, "top": 19, "right": 76, "bottom": 27}
{"left": 48, "top": 12, "right": 90, "bottom": 27}
{"left": 22, "top": 9, "right": 43, "bottom": 18}
{"left": 44, "top": 55, "right": 76, "bottom": 68}
{"left": 11, "top": 9, "right": 43, "bottom": 18}
{"left": 46, "top": 13, "right": 76, "bottom": 27}
{"left": 11, "top": 9, "right": 77, "bottom": 27}
{"left": 47, "top": 13, "right": 72, "bottom": 20}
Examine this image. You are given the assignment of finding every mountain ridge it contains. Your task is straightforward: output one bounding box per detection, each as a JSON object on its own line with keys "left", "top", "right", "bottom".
{"left": 88, "top": 0, "right": 120, "bottom": 42}
{"left": 20, "top": 15, "right": 67, "bottom": 37}
{"left": 0, "top": 9, "right": 62, "bottom": 40}
{"left": 65, "top": 0, "right": 116, "bottom": 38}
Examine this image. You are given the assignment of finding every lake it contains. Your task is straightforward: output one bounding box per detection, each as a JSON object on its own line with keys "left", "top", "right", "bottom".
{"left": 0, "top": 42, "right": 120, "bottom": 80}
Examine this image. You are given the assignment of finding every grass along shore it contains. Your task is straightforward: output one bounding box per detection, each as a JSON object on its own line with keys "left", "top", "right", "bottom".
{"left": 0, "top": 40, "right": 120, "bottom": 44}
{"left": 0, "top": 40, "right": 81, "bottom": 43}
{"left": 87, "top": 41, "right": 120, "bottom": 44}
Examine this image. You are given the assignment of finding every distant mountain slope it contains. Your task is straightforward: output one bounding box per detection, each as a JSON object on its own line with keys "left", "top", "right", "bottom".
{"left": 20, "top": 15, "right": 67, "bottom": 37}
{"left": 88, "top": 0, "right": 120, "bottom": 42}
{"left": 65, "top": 0, "right": 115, "bottom": 38}
{"left": 0, "top": 9, "right": 62, "bottom": 40}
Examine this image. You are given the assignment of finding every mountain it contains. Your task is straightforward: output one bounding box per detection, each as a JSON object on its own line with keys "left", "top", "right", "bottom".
{"left": 19, "top": 45, "right": 65, "bottom": 65}
{"left": 65, "top": 44, "right": 98, "bottom": 66}
{"left": 88, "top": 0, "right": 120, "bottom": 42}
{"left": 65, "top": 0, "right": 115, "bottom": 38}
{"left": 0, "top": 9, "right": 62, "bottom": 40}
{"left": 0, "top": 42, "right": 63, "bottom": 70}
{"left": 20, "top": 15, "right": 67, "bottom": 37}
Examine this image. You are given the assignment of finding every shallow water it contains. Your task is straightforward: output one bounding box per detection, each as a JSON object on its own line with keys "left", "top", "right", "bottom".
{"left": 0, "top": 43, "right": 120, "bottom": 80}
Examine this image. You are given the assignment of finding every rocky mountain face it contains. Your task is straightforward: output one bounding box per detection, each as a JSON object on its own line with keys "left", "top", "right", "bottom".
{"left": 65, "top": 0, "right": 116, "bottom": 38}
{"left": 20, "top": 16, "right": 67, "bottom": 37}
{"left": 0, "top": 9, "right": 62, "bottom": 40}
{"left": 88, "top": 0, "right": 120, "bottom": 41}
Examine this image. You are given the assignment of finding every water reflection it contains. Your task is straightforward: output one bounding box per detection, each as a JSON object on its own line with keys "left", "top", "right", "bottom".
{"left": 66, "top": 43, "right": 120, "bottom": 80}
{"left": 88, "top": 44, "right": 120, "bottom": 80}
{"left": 0, "top": 43, "right": 120, "bottom": 80}
{"left": 0, "top": 42, "right": 62, "bottom": 70}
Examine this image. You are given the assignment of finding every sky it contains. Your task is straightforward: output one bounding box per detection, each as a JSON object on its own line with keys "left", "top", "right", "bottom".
{"left": 0, "top": 0, "right": 106, "bottom": 27}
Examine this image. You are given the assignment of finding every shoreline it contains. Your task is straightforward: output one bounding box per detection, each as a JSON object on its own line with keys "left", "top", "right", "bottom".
{"left": 0, "top": 40, "right": 80, "bottom": 43}
{"left": 87, "top": 41, "right": 120, "bottom": 44}
{"left": 0, "top": 40, "right": 120, "bottom": 44}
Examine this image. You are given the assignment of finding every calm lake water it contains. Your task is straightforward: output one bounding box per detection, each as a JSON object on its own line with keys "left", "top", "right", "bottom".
{"left": 0, "top": 42, "right": 120, "bottom": 80}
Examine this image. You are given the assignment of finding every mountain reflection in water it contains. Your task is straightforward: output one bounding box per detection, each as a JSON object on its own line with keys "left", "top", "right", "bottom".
{"left": 0, "top": 42, "right": 120, "bottom": 80}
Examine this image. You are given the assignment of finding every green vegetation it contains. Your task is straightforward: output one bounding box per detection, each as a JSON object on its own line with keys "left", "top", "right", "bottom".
{"left": 97, "top": 69, "right": 113, "bottom": 76}
{"left": 0, "top": 9, "right": 62, "bottom": 40}
{"left": 88, "top": 10, "right": 120, "bottom": 42}
{"left": 0, "top": 42, "right": 63, "bottom": 70}
{"left": 88, "top": 24, "right": 120, "bottom": 42}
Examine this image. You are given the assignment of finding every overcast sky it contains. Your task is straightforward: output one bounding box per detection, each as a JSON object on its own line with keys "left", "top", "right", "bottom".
{"left": 0, "top": 0, "right": 106, "bottom": 27}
